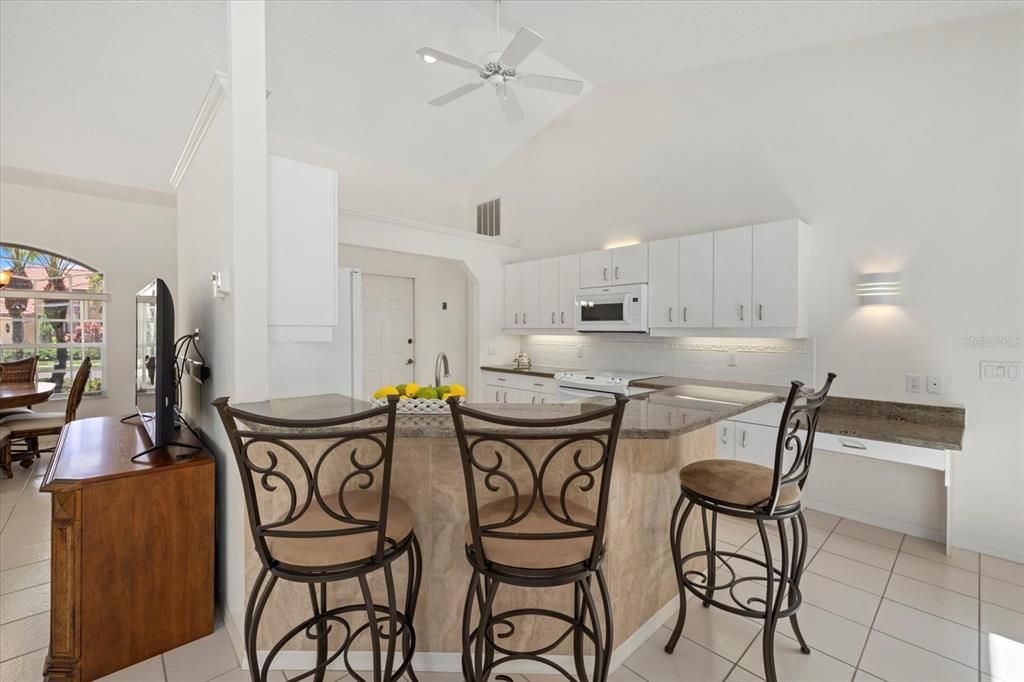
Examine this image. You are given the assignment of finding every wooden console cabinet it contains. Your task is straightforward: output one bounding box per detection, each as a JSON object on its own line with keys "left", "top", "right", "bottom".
{"left": 40, "top": 417, "right": 215, "bottom": 681}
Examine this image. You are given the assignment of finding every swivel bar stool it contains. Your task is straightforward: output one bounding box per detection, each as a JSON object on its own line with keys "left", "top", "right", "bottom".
{"left": 215, "top": 395, "right": 422, "bottom": 682}
{"left": 665, "top": 374, "right": 836, "bottom": 682}
{"left": 448, "top": 395, "right": 628, "bottom": 682}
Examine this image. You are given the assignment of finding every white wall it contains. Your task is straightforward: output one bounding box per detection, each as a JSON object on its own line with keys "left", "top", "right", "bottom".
{"left": 270, "top": 134, "right": 470, "bottom": 230}
{"left": 470, "top": 13, "right": 1024, "bottom": 560}
{"left": 340, "top": 245, "right": 469, "bottom": 391}
{"left": 0, "top": 170, "right": 176, "bottom": 418}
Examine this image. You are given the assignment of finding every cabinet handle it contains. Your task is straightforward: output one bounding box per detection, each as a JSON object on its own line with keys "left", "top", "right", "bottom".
{"left": 495, "top": 390, "right": 500, "bottom": 401}
{"left": 740, "top": 429, "right": 747, "bottom": 447}
{"left": 541, "top": 397, "right": 546, "bottom": 404}
{"left": 523, "top": 313, "right": 527, "bottom": 325}
{"left": 561, "top": 312, "right": 565, "bottom": 324}
{"left": 667, "top": 307, "right": 673, "bottom": 322}
{"left": 721, "top": 427, "right": 728, "bottom": 444}
{"left": 503, "top": 391, "right": 508, "bottom": 403}
{"left": 758, "top": 304, "right": 763, "bottom": 321}
{"left": 603, "top": 267, "right": 608, "bottom": 281}
{"left": 496, "top": 377, "right": 506, "bottom": 382}
{"left": 552, "top": 312, "right": 556, "bottom": 324}
{"left": 531, "top": 395, "right": 536, "bottom": 404}
{"left": 739, "top": 304, "right": 744, "bottom": 321}
{"left": 514, "top": 313, "right": 519, "bottom": 325}
{"left": 838, "top": 438, "right": 866, "bottom": 450}
{"left": 614, "top": 266, "right": 620, "bottom": 280}
{"left": 683, "top": 306, "right": 688, "bottom": 323}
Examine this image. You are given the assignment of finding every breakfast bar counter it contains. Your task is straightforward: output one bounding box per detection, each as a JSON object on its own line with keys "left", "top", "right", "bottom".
{"left": 229, "top": 387, "right": 776, "bottom": 672}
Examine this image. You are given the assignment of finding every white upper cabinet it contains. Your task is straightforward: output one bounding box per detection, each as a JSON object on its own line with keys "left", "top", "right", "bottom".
{"left": 579, "top": 249, "right": 613, "bottom": 288}
{"left": 752, "top": 220, "right": 808, "bottom": 330}
{"left": 580, "top": 244, "right": 648, "bottom": 288}
{"left": 610, "top": 243, "right": 648, "bottom": 284}
{"left": 268, "top": 156, "right": 338, "bottom": 339}
{"left": 538, "top": 257, "right": 560, "bottom": 328}
{"left": 678, "top": 232, "right": 714, "bottom": 328}
{"left": 503, "top": 263, "right": 523, "bottom": 328}
{"left": 557, "top": 254, "right": 579, "bottom": 328}
{"left": 647, "top": 237, "right": 679, "bottom": 327}
{"left": 713, "top": 226, "right": 753, "bottom": 328}
{"left": 520, "top": 259, "right": 540, "bottom": 329}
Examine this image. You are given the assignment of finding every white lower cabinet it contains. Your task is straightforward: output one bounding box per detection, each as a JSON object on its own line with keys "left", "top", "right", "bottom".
{"left": 483, "top": 372, "right": 559, "bottom": 404}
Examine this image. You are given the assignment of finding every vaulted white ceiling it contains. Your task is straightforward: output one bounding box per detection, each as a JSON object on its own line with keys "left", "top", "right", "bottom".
{"left": 1, "top": 0, "right": 1017, "bottom": 193}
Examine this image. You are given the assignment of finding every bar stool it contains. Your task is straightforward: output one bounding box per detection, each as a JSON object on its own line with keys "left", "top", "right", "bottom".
{"left": 215, "top": 395, "right": 422, "bottom": 682}
{"left": 664, "top": 374, "right": 836, "bottom": 682}
{"left": 448, "top": 396, "right": 629, "bottom": 682}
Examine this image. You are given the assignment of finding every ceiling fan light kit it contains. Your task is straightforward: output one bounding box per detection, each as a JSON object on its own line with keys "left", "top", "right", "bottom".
{"left": 417, "top": 0, "right": 584, "bottom": 122}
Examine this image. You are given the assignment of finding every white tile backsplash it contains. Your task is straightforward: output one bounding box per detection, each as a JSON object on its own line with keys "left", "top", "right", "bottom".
{"left": 521, "top": 335, "right": 814, "bottom": 386}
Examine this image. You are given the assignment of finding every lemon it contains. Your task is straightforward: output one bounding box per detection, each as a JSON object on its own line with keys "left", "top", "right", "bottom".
{"left": 448, "top": 384, "right": 467, "bottom": 397}
{"left": 373, "top": 386, "right": 399, "bottom": 399}
{"left": 404, "top": 382, "right": 421, "bottom": 398}
{"left": 416, "top": 386, "right": 439, "bottom": 400}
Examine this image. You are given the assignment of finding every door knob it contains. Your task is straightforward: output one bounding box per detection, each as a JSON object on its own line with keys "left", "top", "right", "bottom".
{"left": 405, "top": 358, "right": 414, "bottom": 365}
{"left": 407, "top": 338, "right": 413, "bottom": 344}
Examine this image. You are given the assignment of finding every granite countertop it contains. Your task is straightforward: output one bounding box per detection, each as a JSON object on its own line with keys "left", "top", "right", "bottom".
{"left": 480, "top": 364, "right": 578, "bottom": 378}
{"left": 232, "top": 383, "right": 778, "bottom": 441}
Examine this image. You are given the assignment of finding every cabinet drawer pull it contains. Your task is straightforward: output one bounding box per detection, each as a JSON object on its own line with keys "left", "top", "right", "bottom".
{"left": 533, "top": 383, "right": 544, "bottom": 387}
{"left": 496, "top": 377, "right": 506, "bottom": 382}
{"left": 838, "top": 438, "right": 867, "bottom": 450}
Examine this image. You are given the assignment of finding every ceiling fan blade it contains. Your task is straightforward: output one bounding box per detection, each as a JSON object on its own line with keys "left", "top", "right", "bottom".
{"left": 517, "top": 72, "right": 584, "bottom": 96}
{"left": 428, "top": 82, "right": 485, "bottom": 107}
{"left": 417, "top": 46, "right": 482, "bottom": 71}
{"left": 499, "top": 27, "right": 543, "bottom": 67}
{"left": 496, "top": 85, "right": 524, "bottom": 122}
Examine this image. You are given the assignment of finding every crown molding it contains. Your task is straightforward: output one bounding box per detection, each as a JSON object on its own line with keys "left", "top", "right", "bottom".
{"left": 0, "top": 165, "right": 175, "bottom": 208}
{"left": 169, "top": 71, "right": 231, "bottom": 190}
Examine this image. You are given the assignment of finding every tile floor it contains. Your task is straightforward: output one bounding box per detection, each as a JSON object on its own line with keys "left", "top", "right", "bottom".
{"left": 1, "top": 453, "right": 1022, "bottom": 682}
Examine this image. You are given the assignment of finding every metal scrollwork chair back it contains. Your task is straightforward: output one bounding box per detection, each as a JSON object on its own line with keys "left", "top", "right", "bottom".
{"left": 214, "top": 395, "right": 402, "bottom": 575}
{"left": 448, "top": 396, "right": 628, "bottom": 575}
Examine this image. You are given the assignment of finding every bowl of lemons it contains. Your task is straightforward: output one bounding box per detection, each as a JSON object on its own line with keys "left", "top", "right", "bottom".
{"left": 370, "top": 382, "right": 467, "bottom": 413}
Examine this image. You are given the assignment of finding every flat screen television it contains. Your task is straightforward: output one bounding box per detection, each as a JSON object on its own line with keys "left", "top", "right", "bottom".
{"left": 135, "top": 278, "right": 176, "bottom": 447}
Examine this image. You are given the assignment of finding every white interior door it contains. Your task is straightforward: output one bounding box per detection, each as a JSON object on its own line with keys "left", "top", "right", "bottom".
{"left": 362, "top": 274, "right": 415, "bottom": 392}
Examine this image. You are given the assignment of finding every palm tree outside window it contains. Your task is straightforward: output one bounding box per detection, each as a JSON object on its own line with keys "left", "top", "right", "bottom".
{"left": 0, "top": 244, "right": 106, "bottom": 396}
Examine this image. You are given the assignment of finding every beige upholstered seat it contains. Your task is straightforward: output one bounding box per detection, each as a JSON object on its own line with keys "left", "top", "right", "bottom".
{"left": 679, "top": 459, "right": 801, "bottom": 509}
{"left": 267, "top": 490, "right": 415, "bottom": 569}
{"left": 0, "top": 412, "right": 67, "bottom": 432}
{"left": 465, "top": 495, "right": 597, "bottom": 570}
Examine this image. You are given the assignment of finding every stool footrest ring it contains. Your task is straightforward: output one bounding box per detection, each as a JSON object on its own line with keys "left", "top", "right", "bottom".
{"left": 677, "top": 548, "right": 803, "bottom": 620}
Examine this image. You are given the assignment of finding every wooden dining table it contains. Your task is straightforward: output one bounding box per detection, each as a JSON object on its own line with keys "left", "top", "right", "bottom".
{"left": 0, "top": 381, "right": 57, "bottom": 410}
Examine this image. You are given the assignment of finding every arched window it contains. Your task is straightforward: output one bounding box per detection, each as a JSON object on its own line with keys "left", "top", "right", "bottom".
{"left": 0, "top": 244, "right": 106, "bottom": 396}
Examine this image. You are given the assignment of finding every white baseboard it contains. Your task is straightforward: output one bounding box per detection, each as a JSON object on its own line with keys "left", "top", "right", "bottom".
{"left": 803, "top": 498, "right": 943, "bottom": 543}
{"left": 952, "top": 533, "right": 1024, "bottom": 564}
{"left": 220, "top": 605, "right": 245, "bottom": 668}
{"left": 250, "top": 596, "right": 679, "bottom": 674}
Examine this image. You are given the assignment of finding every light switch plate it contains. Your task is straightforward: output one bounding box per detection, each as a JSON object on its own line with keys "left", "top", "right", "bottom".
{"left": 926, "top": 375, "right": 942, "bottom": 394}
{"left": 906, "top": 373, "right": 921, "bottom": 393}
{"left": 980, "top": 360, "right": 1021, "bottom": 383}
{"left": 576, "top": 345, "right": 584, "bottom": 358}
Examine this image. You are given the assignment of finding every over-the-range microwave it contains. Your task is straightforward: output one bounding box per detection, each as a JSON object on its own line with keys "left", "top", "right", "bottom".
{"left": 574, "top": 283, "right": 649, "bottom": 333}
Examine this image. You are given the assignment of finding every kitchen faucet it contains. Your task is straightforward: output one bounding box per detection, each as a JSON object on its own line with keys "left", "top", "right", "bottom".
{"left": 435, "top": 352, "right": 450, "bottom": 388}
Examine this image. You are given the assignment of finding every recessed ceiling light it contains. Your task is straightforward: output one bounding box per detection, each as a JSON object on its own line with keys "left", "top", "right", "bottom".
{"left": 422, "top": 54, "right": 437, "bottom": 64}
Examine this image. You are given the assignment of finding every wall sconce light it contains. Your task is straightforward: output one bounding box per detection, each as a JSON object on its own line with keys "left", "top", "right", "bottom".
{"left": 856, "top": 272, "right": 902, "bottom": 305}
{"left": 0, "top": 269, "right": 11, "bottom": 289}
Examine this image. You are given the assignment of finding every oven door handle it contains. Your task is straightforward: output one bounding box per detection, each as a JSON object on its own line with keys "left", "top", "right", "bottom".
{"left": 557, "top": 386, "right": 614, "bottom": 399}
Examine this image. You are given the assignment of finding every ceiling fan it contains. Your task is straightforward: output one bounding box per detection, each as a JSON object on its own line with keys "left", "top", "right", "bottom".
{"left": 416, "top": 0, "right": 584, "bottom": 122}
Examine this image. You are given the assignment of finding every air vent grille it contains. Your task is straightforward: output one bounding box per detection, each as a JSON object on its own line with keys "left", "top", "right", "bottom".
{"left": 476, "top": 198, "right": 500, "bottom": 237}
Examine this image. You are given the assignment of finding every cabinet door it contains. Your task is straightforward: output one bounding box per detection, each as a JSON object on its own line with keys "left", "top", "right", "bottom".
{"left": 558, "top": 254, "right": 580, "bottom": 328}
{"left": 716, "top": 421, "right": 735, "bottom": 459}
{"left": 611, "top": 243, "right": 648, "bottom": 284}
{"left": 647, "top": 238, "right": 679, "bottom": 327}
{"left": 679, "top": 232, "right": 714, "bottom": 328}
{"left": 752, "top": 221, "right": 799, "bottom": 328}
{"left": 503, "top": 263, "right": 522, "bottom": 328}
{"left": 520, "top": 260, "right": 540, "bottom": 328}
{"left": 537, "top": 258, "right": 560, "bottom": 328}
{"left": 580, "top": 250, "right": 612, "bottom": 288}
{"left": 713, "top": 226, "right": 752, "bottom": 328}
{"left": 486, "top": 384, "right": 504, "bottom": 403}
{"left": 734, "top": 423, "right": 777, "bottom": 468}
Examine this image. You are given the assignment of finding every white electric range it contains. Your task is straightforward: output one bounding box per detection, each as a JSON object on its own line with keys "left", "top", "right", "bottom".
{"left": 553, "top": 370, "right": 661, "bottom": 399}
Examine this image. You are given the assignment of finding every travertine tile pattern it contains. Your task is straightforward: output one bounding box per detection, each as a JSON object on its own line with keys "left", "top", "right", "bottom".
{"left": 2, "top": 441, "right": 1023, "bottom": 681}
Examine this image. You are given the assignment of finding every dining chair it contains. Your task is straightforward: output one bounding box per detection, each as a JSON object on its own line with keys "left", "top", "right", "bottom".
{"left": 214, "top": 394, "right": 422, "bottom": 682}
{"left": 1, "top": 357, "right": 91, "bottom": 467}
{"left": 664, "top": 373, "right": 836, "bottom": 682}
{"left": 0, "top": 426, "right": 11, "bottom": 479}
{"left": 0, "top": 358, "right": 38, "bottom": 419}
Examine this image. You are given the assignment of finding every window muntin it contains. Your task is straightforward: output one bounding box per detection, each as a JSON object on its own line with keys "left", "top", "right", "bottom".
{"left": 1, "top": 244, "right": 107, "bottom": 396}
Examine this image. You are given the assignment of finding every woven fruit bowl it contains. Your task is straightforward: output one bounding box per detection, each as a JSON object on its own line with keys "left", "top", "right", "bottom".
{"left": 369, "top": 397, "right": 464, "bottom": 414}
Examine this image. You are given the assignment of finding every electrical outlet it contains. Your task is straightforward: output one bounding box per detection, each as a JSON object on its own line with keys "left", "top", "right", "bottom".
{"left": 576, "top": 345, "right": 584, "bottom": 358}
{"left": 905, "top": 373, "right": 921, "bottom": 393}
{"left": 487, "top": 345, "right": 496, "bottom": 356}
{"left": 926, "top": 375, "right": 942, "bottom": 394}
{"left": 728, "top": 352, "right": 737, "bottom": 367}
{"left": 981, "top": 360, "right": 1021, "bottom": 382}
